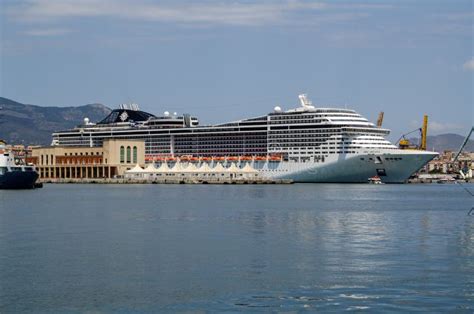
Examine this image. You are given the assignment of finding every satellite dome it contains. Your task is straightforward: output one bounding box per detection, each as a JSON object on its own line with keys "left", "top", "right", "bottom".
{"left": 274, "top": 106, "right": 282, "bottom": 113}
{"left": 164, "top": 111, "right": 170, "bottom": 117}
{"left": 173, "top": 112, "right": 177, "bottom": 116}
{"left": 84, "top": 117, "right": 90, "bottom": 125}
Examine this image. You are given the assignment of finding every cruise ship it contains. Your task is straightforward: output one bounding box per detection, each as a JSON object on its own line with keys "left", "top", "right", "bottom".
{"left": 52, "top": 94, "right": 437, "bottom": 183}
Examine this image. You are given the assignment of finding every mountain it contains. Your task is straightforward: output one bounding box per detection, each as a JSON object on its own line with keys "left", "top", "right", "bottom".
{"left": 409, "top": 133, "right": 474, "bottom": 152}
{"left": 0, "top": 97, "right": 111, "bottom": 146}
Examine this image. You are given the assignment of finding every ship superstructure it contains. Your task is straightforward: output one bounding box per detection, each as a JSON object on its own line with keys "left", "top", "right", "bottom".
{"left": 52, "top": 95, "right": 437, "bottom": 183}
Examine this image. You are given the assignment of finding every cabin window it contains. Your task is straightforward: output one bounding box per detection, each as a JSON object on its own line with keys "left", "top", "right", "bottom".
{"left": 133, "top": 146, "right": 137, "bottom": 164}
{"left": 126, "top": 146, "right": 131, "bottom": 163}
{"left": 120, "top": 146, "right": 125, "bottom": 163}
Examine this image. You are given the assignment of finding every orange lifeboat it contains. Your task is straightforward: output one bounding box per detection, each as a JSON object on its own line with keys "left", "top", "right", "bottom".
{"left": 269, "top": 155, "right": 282, "bottom": 161}
{"left": 255, "top": 156, "right": 267, "bottom": 161}
{"left": 213, "top": 156, "right": 225, "bottom": 161}
{"left": 166, "top": 157, "right": 176, "bottom": 161}
{"left": 201, "top": 157, "right": 212, "bottom": 161}
{"left": 190, "top": 157, "right": 199, "bottom": 162}
{"left": 180, "top": 156, "right": 190, "bottom": 161}
{"left": 241, "top": 156, "right": 252, "bottom": 161}
{"left": 227, "top": 156, "right": 239, "bottom": 161}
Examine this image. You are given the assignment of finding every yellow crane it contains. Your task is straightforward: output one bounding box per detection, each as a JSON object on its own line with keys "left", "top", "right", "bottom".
{"left": 398, "top": 115, "right": 428, "bottom": 150}
{"left": 376, "top": 112, "right": 384, "bottom": 127}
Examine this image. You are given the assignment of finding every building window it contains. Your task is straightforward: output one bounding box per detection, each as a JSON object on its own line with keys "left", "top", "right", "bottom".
{"left": 120, "top": 146, "right": 125, "bottom": 163}
{"left": 133, "top": 146, "right": 137, "bottom": 164}
{"left": 45, "top": 154, "right": 48, "bottom": 165}
{"left": 126, "top": 146, "right": 131, "bottom": 163}
{"left": 41, "top": 155, "right": 44, "bottom": 165}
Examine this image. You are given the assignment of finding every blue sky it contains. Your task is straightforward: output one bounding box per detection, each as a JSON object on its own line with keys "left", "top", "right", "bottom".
{"left": 1, "top": 0, "right": 472, "bottom": 139}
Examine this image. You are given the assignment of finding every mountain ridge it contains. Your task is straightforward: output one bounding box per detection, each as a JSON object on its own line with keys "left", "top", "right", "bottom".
{"left": 409, "top": 133, "right": 474, "bottom": 152}
{"left": 0, "top": 97, "right": 111, "bottom": 145}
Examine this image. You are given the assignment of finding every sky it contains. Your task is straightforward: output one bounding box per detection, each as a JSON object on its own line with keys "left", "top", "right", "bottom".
{"left": 0, "top": 0, "right": 473, "bottom": 140}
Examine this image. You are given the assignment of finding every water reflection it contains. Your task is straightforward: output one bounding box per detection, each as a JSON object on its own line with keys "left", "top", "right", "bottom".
{"left": 0, "top": 184, "right": 473, "bottom": 312}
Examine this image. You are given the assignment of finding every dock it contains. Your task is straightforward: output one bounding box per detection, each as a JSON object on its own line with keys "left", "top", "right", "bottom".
{"left": 39, "top": 178, "right": 293, "bottom": 184}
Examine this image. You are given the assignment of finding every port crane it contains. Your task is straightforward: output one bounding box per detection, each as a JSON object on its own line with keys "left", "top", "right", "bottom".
{"left": 398, "top": 115, "right": 428, "bottom": 150}
{"left": 376, "top": 112, "right": 384, "bottom": 127}
{"left": 453, "top": 126, "right": 474, "bottom": 180}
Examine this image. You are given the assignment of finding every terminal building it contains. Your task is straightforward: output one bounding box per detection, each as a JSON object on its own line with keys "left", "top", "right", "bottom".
{"left": 29, "top": 139, "right": 144, "bottom": 180}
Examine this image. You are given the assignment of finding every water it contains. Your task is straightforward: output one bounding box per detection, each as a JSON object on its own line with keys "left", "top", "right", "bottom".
{"left": 0, "top": 183, "right": 473, "bottom": 312}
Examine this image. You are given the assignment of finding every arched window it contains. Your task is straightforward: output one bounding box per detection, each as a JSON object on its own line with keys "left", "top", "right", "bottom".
{"left": 120, "top": 146, "right": 125, "bottom": 163}
{"left": 133, "top": 146, "right": 137, "bottom": 164}
{"left": 126, "top": 146, "right": 131, "bottom": 163}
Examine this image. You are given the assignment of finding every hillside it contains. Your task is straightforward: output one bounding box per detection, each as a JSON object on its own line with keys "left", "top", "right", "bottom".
{"left": 409, "top": 133, "right": 474, "bottom": 152}
{"left": 0, "top": 97, "right": 111, "bottom": 146}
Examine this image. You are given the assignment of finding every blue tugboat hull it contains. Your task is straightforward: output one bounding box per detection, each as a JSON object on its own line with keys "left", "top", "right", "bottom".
{"left": 0, "top": 171, "right": 39, "bottom": 189}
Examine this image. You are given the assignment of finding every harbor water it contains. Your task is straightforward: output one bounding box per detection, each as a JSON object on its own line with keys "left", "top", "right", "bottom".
{"left": 1, "top": 184, "right": 473, "bottom": 312}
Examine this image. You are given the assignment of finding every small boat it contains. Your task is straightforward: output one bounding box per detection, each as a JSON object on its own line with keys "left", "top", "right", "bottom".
{"left": 368, "top": 175, "right": 384, "bottom": 184}
{"left": 0, "top": 141, "right": 39, "bottom": 189}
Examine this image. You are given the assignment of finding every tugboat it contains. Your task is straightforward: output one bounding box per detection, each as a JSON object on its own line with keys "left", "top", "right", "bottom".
{"left": 368, "top": 175, "right": 384, "bottom": 184}
{"left": 0, "top": 141, "right": 39, "bottom": 189}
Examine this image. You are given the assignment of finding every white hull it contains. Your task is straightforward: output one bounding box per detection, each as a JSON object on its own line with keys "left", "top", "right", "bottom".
{"left": 255, "top": 150, "right": 437, "bottom": 183}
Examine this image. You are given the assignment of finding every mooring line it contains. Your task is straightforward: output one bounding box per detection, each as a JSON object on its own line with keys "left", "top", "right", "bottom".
{"left": 454, "top": 181, "right": 474, "bottom": 216}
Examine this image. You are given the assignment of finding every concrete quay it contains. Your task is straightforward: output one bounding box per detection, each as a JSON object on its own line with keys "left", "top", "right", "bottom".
{"left": 39, "top": 178, "right": 293, "bottom": 185}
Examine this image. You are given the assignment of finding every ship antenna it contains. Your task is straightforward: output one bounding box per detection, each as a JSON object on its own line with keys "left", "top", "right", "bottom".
{"left": 298, "top": 94, "right": 314, "bottom": 109}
